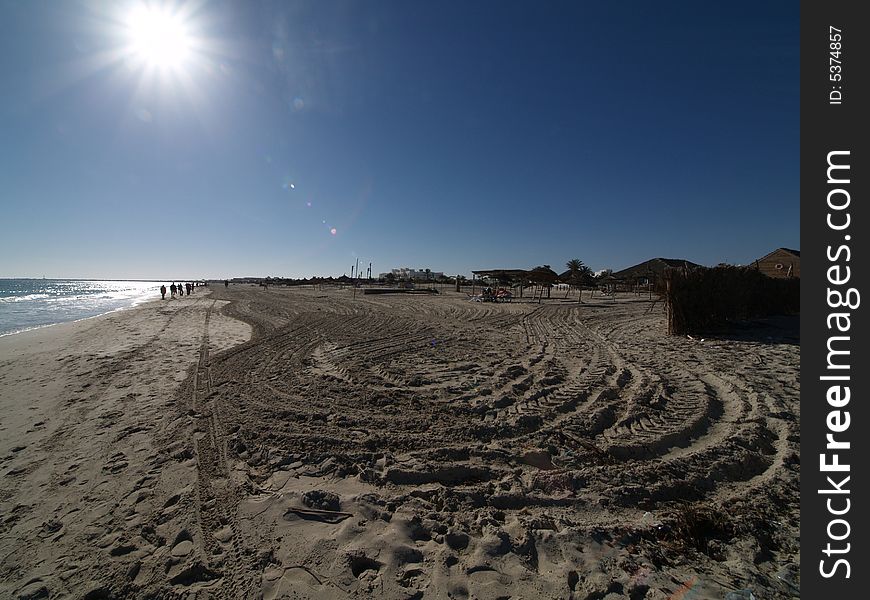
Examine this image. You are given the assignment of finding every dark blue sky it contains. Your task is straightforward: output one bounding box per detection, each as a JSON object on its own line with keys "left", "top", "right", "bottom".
{"left": 0, "top": 0, "right": 798, "bottom": 279}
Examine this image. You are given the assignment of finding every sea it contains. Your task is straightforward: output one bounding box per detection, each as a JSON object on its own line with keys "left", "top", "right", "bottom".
{"left": 0, "top": 279, "right": 163, "bottom": 337}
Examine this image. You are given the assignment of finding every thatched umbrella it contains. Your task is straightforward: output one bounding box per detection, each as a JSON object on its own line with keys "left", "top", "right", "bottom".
{"left": 528, "top": 265, "right": 559, "bottom": 284}
{"left": 527, "top": 266, "right": 559, "bottom": 301}
{"left": 556, "top": 268, "right": 573, "bottom": 299}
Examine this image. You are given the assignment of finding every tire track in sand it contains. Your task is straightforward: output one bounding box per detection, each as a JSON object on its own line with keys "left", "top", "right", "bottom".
{"left": 185, "top": 300, "right": 253, "bottom": 598}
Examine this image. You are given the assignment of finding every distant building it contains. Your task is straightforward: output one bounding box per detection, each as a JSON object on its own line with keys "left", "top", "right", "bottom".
{"left": 379, "top": 267, "right": 445, "bottom": 280}
{"left": 611, "top": 258, "right": 701, "bottom": 286}
{"left": 752, "top": 248, "right": 800, "bottom": 278}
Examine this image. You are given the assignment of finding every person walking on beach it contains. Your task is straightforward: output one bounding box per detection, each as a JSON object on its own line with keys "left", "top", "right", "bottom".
{"left": 170, "top": 283, "right": 176, "bottom": 298}
{"left": 224, "top": 279, "right": 229, "bottom": 288}
{"left": 160, "top": 284, "right": 166, "bottom": 300}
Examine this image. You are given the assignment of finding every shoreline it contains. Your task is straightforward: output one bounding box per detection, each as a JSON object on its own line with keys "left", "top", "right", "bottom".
{"left": 0, "top": 290, "right": 252, "bottom": 598}
{"left": 0, "top": 279, "right": 211, "bottom": 338}
{"left": 0, "top": 295, "right": 164, "bottom": 339}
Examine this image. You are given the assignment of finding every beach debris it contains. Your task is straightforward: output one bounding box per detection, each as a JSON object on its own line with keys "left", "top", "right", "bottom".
{"left": 284, "top": 504, "right": 353, "bottom": 524}
{"left": 37, "top": 519, "right": 63, "bottom": 538}
{"left": 661, "top": 502, "right": 733, "bottom": 556}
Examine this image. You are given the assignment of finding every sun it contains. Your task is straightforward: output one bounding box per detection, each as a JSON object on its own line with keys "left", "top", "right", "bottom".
{"left": 125, "top": 4, "right": 192, "bottom": 70}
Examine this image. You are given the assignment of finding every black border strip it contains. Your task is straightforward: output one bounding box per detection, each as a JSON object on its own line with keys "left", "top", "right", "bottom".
{"left": 801, "top": 0, "right": 869, "bottom": 595}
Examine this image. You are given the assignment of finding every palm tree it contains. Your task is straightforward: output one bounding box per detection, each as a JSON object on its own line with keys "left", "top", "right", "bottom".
{"left": 565, "top": 259, "right": 583, "bottom": 300}
{"left": 566, "top": 259, "right": 584, "bottom": 275}
{"left": 565, "top": 259, "right": 592, "bottom": 302}
{"left": 578, "top": 265, "right": 594, "bottom": 301}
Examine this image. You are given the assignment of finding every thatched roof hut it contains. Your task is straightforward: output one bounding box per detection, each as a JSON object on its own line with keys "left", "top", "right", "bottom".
{"left": 612, "top": 258, "right": 701, "bottom": 284}
{"left": 471, "top": 267, "right": 560, "bottom": 285}
{"left": 471, "top": 269, "right": 528, "bottom": 285}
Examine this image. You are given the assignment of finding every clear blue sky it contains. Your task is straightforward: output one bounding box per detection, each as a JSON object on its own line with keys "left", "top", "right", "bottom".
{"left": 0, "top": 0, "right": 798, "bottom": 279}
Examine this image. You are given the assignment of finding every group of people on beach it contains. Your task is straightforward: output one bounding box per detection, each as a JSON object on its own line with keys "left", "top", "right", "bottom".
{"left": 160, "top": 282, "right": 197, "bottom": 300}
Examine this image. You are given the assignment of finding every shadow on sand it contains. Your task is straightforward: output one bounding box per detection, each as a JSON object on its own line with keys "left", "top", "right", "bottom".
{"left": 695, "top": 314, "right": 799, "bottom": 346}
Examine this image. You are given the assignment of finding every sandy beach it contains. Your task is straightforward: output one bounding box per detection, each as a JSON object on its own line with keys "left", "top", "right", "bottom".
{"left": 0, "top": 286, "right": 799, "bottom": 599}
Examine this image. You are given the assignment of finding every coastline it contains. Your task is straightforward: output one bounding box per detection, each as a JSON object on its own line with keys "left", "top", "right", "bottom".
{"left": 0, "top": 279, "right": 176, "bottom": 338}
{"left": 0, "top": 295, "right": 160, "bottom": 339}
{"left": 0, "top": 290, "right": 251, "bottom": 598}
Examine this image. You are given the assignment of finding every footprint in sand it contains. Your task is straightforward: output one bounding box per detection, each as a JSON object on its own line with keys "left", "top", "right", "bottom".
{"left": 171, "top": 540, "right": 194, "bottom": 557}
{"left": 213, "top": 525, "right": 233, "bottom": 544}
{"left": 170, "top": 529, "right": 194, "bottom": 557}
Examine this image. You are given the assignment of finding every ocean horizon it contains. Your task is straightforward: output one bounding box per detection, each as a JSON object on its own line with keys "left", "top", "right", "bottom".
{"left": 0, "top": 278, "right": 169, "bottom": 336}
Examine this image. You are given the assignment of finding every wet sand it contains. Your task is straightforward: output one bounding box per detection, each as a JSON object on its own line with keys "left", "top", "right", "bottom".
{"left": 0, "top": 286, "right": 799, "bottom": 599}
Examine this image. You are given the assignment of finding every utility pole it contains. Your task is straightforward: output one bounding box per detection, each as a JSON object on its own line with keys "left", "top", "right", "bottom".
{"left": 353, "top": 258, "right": 360, "bottom": 299}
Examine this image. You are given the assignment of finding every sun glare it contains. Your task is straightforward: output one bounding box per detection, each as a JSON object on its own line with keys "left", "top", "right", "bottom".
{"left": 126, "top": 5, "right": 191, "bottom": 70}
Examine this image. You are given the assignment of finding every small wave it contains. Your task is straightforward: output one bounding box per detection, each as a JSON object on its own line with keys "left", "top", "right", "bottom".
{"left": 0, "top": 293, "right": 51, "bottom": 303}
{"left": 0, "top": 297, "right": 159, "bottom": 337}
